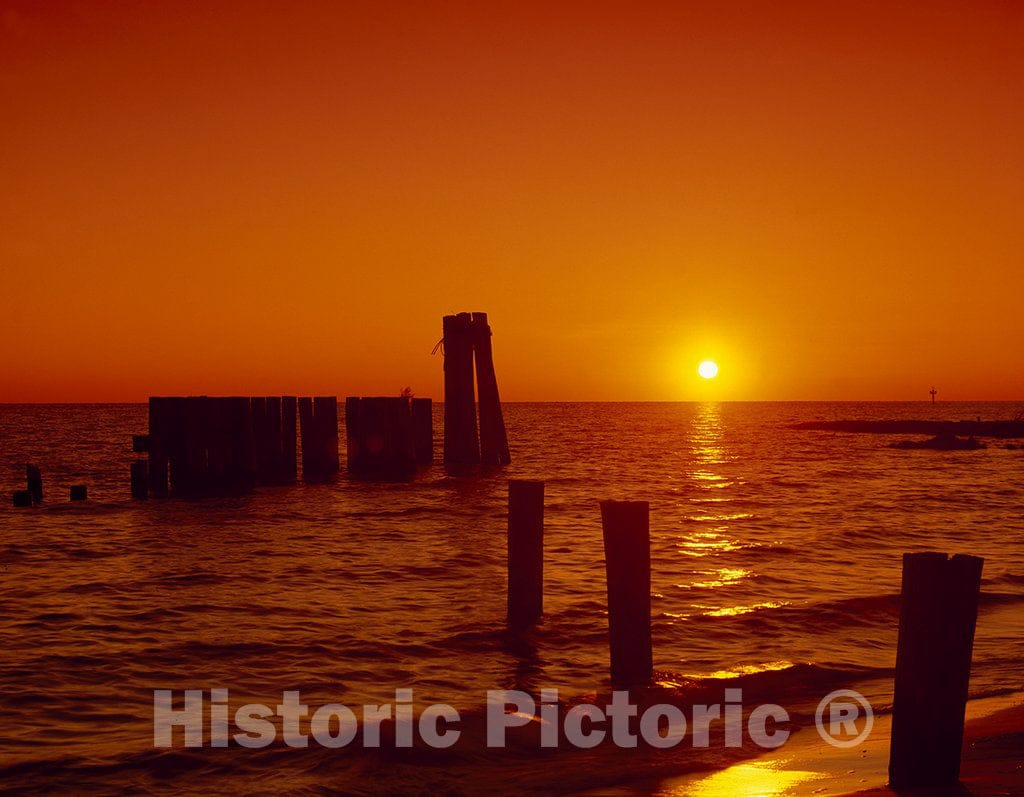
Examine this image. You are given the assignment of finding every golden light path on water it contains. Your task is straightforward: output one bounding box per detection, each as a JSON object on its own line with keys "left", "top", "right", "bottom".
{"left": 669, "top": 404, "right": 866, "bottom": 796}
{"left": 669, "top": 760, "right": 826, "bottom": 797}
{"left": 678, "top": 403, "right": 783, "bottom": 623}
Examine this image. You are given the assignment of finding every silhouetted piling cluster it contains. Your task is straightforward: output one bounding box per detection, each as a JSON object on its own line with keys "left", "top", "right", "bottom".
{"left": 134, "top": 396, "right": 338, "bottom": 498}
{"left": 443, "top": 312, "right": 510, "bottom": 468}
{"left": 345, "top": 396, "right": 433, "bottom": 480}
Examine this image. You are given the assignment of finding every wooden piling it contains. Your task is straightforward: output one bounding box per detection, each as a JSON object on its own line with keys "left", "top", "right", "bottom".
{"left": 130, "top": 460, "right": 149, "bottom": 500}
{"left": 443, "top": 313, "right": 480, "bottom": 467}
{"left": 344, "top": 396, "right": 361, "bottom": 471}
{"left": 473, "top": 312, "right": 511, "bottom": 467}
{"left": 69, "top": 485, "right": 87, "bottom": 501}
{"left": 206, "top": 397, "right": 229, "bottom": 491}
{"left": 411, "top": 397, "right": 433, "bottom": 465}
{"left": 164, "top": 397, "right": 187, "bottom": 497}
{"left": 181, "top": 396, "right": 211, "bottom": 497}
{"left": 345, "top": 397, "right": 417, "bottom": 479}
{"left": 147, "top": 397, "right": 170, "bottom": 498}
{"left": 26, "top": 464, "right": 42, "bottom": 504}
{"left": 252, "top": 396, "right": 271, "bottom": 484}
{"left": 299, "top": 396, "right": 315, "bottom": 478}
{"left": 314, "top": 396, "right": 340, "bottom": 475}
{"left": 224, "top": 396, "right": 256, "bottom": 491}
{"left": 600, "top": 500, "right": 653, "bottom": 686}
{"left": 889, "top": 551, "right": 984, "bottom": 789}
{"left": 266, "top": 396, "right": 284, "bottom": 482}
{"left": 13, "top": 490, "right": 32, "bottom": 507}
{"left": 507, "top": 480, "right": 544, "bottom": 629}
{"left": 300, "top": 396, "right": 340, "bottom": 481}
{"left": 281, "top": 396, "right": 298, "bottom": 482}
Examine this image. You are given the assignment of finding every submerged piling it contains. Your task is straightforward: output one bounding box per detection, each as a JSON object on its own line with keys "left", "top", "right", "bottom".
{"left": 12, "top": 490, "right": 32, "bottom": 507}
{"left": 889, "top": 551, "right": 984, "bottom": 789}
{"left": 507, "top": 480, "right": 544, "bottom": 630}
{"left": 600, "top": 500, "right": 654, "bottom": 686}
{"left": 130, "top": 460, "right": 149, "bottom": 500}
{"left": 26, "top": 464, "right": 42, "bottom": 504}
{"left": 69, "top": 485, "right": 87, "bottom": 501}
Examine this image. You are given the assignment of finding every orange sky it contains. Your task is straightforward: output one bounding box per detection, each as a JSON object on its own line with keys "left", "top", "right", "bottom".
{"left": 2, "top": 1, "right": 1022, "bottom": 402}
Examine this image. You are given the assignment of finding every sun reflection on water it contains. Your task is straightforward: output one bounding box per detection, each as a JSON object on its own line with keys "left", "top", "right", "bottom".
{"left": 683, "top": 660, "right": 796, "bottom": 680}
{"left": 668, "top": 760, "right": 826, "bottom": 797}
{"left": 701, "top": 601, "right": 789, "bottom": 617}
{"left": 676, "top": 530, "right": 743, "bottom": 556}
{"left": 679, "top": 403, "right": 776, "bottom": 619}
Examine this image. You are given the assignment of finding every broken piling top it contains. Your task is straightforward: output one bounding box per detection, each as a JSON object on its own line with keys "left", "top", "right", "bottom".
{"left": 26, "top": 463, "right": 43, "bottom": 504}
{"left": 442, "top": 311, "right": 511, "bottom": 469}
{"left": 889, "top": 551, "right": 984, "bottom": 789}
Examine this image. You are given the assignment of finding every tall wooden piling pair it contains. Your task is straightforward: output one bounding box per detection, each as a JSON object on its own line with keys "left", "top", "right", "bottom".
{"left": 505, "top": 481, "right": 654, "bottom": 687}
{"left": 345, "top": 396, "right": 433, "bottom": 480}
{"left": 443, "top": 312, "right": 511, "bottom": 469}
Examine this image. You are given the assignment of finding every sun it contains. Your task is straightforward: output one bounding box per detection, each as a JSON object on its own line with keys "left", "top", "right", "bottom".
{"left": 698, "top": 360, "right": 719, "bottom": 379}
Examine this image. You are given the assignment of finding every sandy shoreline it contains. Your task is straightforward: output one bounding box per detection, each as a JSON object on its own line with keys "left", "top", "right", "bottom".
{"left": 840, "top": 698, "right": 1024, "bottom": 797}
{"left": 598, "top": 691, "right": 1024, "bottom": 797}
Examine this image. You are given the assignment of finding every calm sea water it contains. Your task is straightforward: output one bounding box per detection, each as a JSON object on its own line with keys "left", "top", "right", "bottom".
{"left": 1, "top": 402, "right": 1022, "bottom": 793}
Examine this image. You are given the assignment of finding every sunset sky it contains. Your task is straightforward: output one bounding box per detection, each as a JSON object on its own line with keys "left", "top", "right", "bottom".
{"left": 2, "top": 1, "right": 1021, "bottom": 402}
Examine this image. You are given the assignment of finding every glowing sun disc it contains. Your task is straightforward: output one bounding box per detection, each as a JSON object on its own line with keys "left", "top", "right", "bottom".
{"left": 698, "top": 360, "right": 719, "bottom": 379}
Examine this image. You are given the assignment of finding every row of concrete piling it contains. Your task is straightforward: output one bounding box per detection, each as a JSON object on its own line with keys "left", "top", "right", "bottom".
{"left": 505, "top": 479, "right": 983, "bottom": 790}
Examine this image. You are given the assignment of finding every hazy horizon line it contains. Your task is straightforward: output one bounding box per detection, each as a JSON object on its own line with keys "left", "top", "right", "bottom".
{"left": 2, "top": 399, "right": 1023, "bottom": 406}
